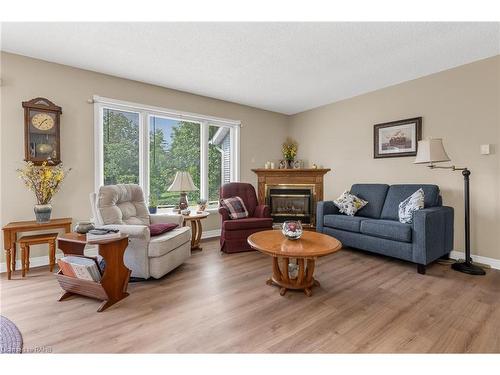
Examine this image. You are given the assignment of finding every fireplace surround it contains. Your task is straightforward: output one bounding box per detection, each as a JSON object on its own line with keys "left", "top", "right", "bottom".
{"left": 252, "top": 168, "right": 331, "bottom": 228}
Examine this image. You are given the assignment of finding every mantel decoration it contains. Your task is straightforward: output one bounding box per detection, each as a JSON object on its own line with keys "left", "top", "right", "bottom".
{"left": 281, "top": 137, "right": 298, "bottom": 168}
{"left": 374, "top": 117, "right": 422, "bottom": 158}
{"left": 414, "top": 138, "right": 485, "bottom": 276}
{"left": 17, "top": 161, "right": 71, "bottom": 223}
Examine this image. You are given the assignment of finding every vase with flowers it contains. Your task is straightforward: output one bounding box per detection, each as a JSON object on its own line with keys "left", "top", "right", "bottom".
{"left": 281, "top": 137, "right": 298, "bottom": 169}
{"left": 17, "top": 161, "right": 71, "bottom": 223}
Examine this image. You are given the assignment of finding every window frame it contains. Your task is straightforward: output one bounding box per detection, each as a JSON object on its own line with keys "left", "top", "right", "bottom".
{"left": 94, "top": 96, "right": 241, "bottom": 205}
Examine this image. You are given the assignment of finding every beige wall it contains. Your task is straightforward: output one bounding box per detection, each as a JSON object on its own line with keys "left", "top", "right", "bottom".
{"left": 2, "top": 52, "right": 499, "bottom": 265}
{"left": 0, "top": 52, "right": 288, "bottom": 261}
{"left": 289, "top": 55, "right": 500, "bottom": 260}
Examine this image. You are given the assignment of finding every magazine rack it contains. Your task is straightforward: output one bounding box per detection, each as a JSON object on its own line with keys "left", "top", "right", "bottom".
{"left": 56, "top": 232, "right": 130, "bottom": 312}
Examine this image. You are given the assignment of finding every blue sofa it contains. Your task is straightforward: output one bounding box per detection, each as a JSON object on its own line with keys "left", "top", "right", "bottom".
{"left": 316, "top": 184, "right": 454, "bottom": 274}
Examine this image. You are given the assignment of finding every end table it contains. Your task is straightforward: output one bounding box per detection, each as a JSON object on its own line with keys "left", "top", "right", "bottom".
{"left": 182, "top": 212, "right": 209, "bottom": 251}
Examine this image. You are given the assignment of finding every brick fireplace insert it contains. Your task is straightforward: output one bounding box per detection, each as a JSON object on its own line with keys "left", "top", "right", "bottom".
{"left": 251, "top": 168, "right": 331, "bottom": 228}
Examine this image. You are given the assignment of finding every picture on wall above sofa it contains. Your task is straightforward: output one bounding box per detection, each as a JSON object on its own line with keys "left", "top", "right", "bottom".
{"left": 374, "top": 117, "right": 422, "bottom": 158}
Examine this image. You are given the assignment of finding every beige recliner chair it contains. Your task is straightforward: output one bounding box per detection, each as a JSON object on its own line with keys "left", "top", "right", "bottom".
{"left": 89, "top": 184, "right": 191, "bottom": 279}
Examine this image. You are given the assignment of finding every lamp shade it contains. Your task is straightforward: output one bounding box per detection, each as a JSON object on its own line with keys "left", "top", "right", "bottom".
{"left": 414, "top": 138, "right": 451, "bottom": 164}
{"left": 167, "top": 171, "right": 198, "bottom": 192}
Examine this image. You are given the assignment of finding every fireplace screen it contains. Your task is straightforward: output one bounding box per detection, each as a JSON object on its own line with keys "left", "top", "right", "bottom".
{"left": 268, "top": 187, "right": 313, "bottom": 224}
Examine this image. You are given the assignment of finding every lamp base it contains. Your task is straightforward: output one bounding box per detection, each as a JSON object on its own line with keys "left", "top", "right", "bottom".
{"left": 179, "top": 192, "right": 189, "bottom": 210}
{"left": 451, "top": 261, "right": 486, "bottom": 275}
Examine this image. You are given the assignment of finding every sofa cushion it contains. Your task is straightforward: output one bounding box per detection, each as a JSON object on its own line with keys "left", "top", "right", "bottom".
{"left": 323, "top": 215, "right": 366, "bottom": 233}
{"left": 381, "top": 184, "right": 440, "bottom": 221}
{"left": 350, "top": 184, "right": 390, "bottom": 219}
{"left": 149, "top": 223, "right": 178, "bottom": 236}
{"left": 360, "top": 219, "right": 412, "bottom": 243}
{"left": 148, "top": 226, "right": 191, "bottom": 258}
{"left": 398, "top": 188, "right": 424, "bottom": 224}
{"left": 223, "top": 217, "right": 273, "bottom": 231}
{"left": 220, "top": 196, "right": 249, "bottom": 219}
{"left": 333, "top": 191, "right": 368, "bottom": 216}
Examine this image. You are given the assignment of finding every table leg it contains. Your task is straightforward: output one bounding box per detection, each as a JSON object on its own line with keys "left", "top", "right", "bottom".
{"left": 4, "top": 248, "right": 12, "bottom": 280}
{"left": 11, "top": 241, "right": 16, "bottom": 272}
{"left": 190, "top": 219, "right": 203, "bottom": 251}
{"left": 21, "top": 244, "right": 26, "bottom": 277}
{"left": 48, "top": 240, "right": 56, "bottom": 272}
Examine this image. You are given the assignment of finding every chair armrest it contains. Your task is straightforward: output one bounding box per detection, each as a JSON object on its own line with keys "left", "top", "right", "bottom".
{"left": 218, "top": 207, "right": 230, "bottom": 222}
{"left": 254, "top": 205, "right": 271, "bottom": 218}
{"left": 412, "top": 206, "right": 454, "bottom": 265}
{"left": 150, "top": 213, "right": 184, "bottom": 226}
{"left": 99, "top": 224, "right": 151, "bottom": 241}
{"left": 316, "top": 201, "right": 339, "bottom": 233}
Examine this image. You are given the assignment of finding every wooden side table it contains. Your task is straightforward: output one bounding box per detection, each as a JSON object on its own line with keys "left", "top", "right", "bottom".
{"left": 2, "top": 218, "right": 72, "bottom": 280}
{"left": 56, "top": 233, "right": 131, "bottom": 312}
{"left": 182, "top": 212, "right": 209, "bottom": 251}
{"left": 19, "top": 233, "right": 58, "bottom": 277}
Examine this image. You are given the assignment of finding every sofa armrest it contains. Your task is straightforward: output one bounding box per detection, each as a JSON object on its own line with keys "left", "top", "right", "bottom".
{"left": 316, "top": 201, "right": 339, "bottom": 232}
{"left": 150, "top": 213, "right": 184, "bottom": 226}
{"left": 100, "top": 224, "right": 151, "bottom": 241}
{"left": 412, "top": 206, "right": 454, "bottom": 265}
{"left": 218, "top": 207, "right": 230, "bottom": 222}
{"left": 254, "top": 204, "right": 271, "bottom": 218}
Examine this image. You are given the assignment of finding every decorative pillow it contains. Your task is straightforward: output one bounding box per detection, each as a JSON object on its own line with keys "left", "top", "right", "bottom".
{"left": 149, "top": 223, "right": 178, "bottom": 236}
{"left": 398, "top": 189, "right": 425, "bottom": 224}
{"left": 333, "top": 191, "right": 368, "bottom": 216}
{"left": 220, "top": 196, "right": 249, "bottom": 219}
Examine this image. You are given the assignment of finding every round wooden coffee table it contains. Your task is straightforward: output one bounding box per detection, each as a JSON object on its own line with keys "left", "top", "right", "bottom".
{"left": 247, "top": 230, "right": 342, "bottom": 296}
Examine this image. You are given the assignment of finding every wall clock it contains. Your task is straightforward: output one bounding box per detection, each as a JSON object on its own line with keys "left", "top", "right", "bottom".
{"left": 22, "top": 97, "right": 62, "bottom": 165}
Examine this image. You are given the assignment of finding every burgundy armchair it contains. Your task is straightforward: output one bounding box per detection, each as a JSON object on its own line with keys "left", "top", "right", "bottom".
{"left": 219, "top": 182, "right": 273, "bottom": 253}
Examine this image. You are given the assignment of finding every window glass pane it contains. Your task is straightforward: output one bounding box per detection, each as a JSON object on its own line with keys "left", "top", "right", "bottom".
{"left": 103, "top": 108, "right": 140, "bottom": 185}
{"left": 149, "top": 116, "right": 200, "bottom": 206}
{"left": 208, "top": 125, "right": 232, "bottom": 203}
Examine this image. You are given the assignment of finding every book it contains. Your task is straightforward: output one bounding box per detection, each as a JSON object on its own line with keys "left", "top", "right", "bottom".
{"left": 86, "top": 231, "right": 122, "bottom": 242}
{"left": 58, "top": 256, "right": 102, "bottom": 282}
{"left": 57, "top": 259, "right": 76, "bottom": 277}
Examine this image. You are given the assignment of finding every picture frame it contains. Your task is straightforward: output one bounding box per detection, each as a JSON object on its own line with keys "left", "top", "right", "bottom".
{"left": 374, "top": 117, "right": 422, "bottom": 158}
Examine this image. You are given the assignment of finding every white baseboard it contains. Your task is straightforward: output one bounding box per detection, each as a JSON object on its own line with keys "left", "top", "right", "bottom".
{"left": 201, "top": 229, "right": 221, "bottom": 239}
{"left": 0, "top": 230, "right": 222, "bottom": 274}
{"left": 449, "top": 251, "right": 500, "bottom": 270}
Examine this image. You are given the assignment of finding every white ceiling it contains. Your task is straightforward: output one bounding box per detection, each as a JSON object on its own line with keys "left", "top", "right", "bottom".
{"left": 1, "top": 22, "right": 499, "bottom": 115}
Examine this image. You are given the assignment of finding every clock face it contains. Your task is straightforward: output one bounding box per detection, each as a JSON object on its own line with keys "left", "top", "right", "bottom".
{"left": 31, "top": 112, "right": 55, "bottom": 131}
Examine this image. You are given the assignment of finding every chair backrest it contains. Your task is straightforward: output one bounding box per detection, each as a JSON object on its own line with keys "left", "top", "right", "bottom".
{"left": 350, "top": 184, "right": 390, "bottom": 219}
{"left": 220, "top": 182, "right": 258, "bottom": 217}
{"left": 92, "top": 184, "right": 150, "bottom": 225}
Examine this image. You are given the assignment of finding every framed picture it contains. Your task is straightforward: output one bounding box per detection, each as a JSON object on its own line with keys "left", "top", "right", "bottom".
{"left": 374, "top": 117, "right": 422, "bottom": 158}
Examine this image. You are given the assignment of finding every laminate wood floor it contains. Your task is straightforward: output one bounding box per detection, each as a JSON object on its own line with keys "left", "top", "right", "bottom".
{"left": 1, "top": 238, "right": 499, "bottom": 353}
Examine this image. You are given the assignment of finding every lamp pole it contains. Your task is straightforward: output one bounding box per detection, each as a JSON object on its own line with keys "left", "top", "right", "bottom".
{"left": 430, "top": 165, "right": 485, "bottom": 275}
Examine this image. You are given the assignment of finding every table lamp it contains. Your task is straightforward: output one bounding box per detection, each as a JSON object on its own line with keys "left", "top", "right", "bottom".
{"left": 167, "top": 171, "right": 198, "bottom": 211}
{"left": 414, "top": 138, "right": 485, "bottom": 275}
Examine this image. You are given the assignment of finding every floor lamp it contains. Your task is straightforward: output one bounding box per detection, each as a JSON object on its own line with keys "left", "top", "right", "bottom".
{"left": 414, "top": 138, "right": 485, "bottom": 275}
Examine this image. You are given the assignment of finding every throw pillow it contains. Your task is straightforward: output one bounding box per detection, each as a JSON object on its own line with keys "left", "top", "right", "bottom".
{"left": 333, "top": 191, "right": 368, "bottom": 216}
{"left": 220, "top": 196, "right": 249, "bottom": 219}
{"left": 149, "top": 223, "right": 178, "bottom": 236}
{"left": 398, "top": 188, "right": 425, "bottom": 224}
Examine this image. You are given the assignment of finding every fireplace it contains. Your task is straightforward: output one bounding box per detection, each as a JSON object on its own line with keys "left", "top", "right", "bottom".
{"left": 252, "top": 168, "right": 331, "bottom": 228}
{"left": 267, "top": 186, "right": 313, "bottom": 224}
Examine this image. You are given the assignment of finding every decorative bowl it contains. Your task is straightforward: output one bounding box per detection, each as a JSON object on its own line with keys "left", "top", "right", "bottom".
{"left": 282, "top": 220, "right": 303, "bottom": 240}
{"left": 74, "top": 221, "right": 95, "bottom": 234}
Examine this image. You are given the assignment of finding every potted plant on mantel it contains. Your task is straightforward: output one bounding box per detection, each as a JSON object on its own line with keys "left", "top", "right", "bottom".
{"left": 17, "top": 161, "right": 71, "bottom": 223}
{"left": 282, "top": 137, "right": 298, "bottom": 169}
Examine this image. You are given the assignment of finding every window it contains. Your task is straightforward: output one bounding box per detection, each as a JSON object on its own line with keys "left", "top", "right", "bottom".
{"left": 149, "top": 116, "right": 200, "bottom": 206}
{"left": 94, "top": 96, "right": 240, "bottom": 208}
{"left": 102, "top": 108, "right": 140, "bottom": 185}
